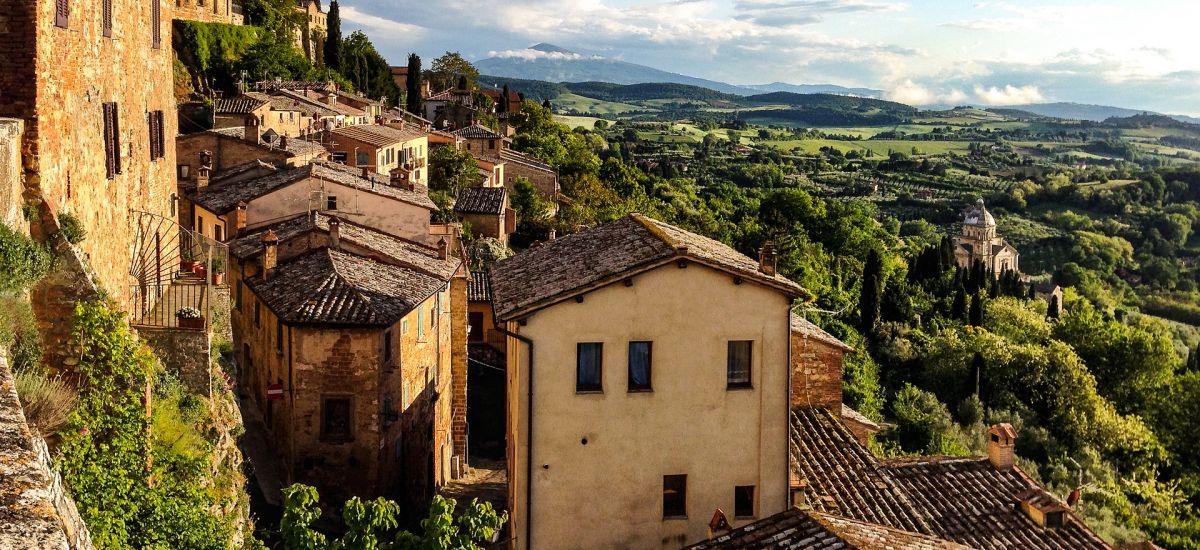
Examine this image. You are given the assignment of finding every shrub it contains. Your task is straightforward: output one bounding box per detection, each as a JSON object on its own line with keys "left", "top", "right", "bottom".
{"left": 14, "top": 370, "right": 77, "bottom": 435}
{"left": 0, "top": 223, "right": 52, "bottom": 292}
{"left": 57, "top": 212, "right": 87, "bottom": 244}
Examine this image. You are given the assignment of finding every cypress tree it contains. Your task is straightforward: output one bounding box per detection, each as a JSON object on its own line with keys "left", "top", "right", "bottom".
{"left": 952, "top": 286, "right": 967, "bottom": 321}
{"left": 499, "top": 84, "right": 511, "bottom": 114}
{"left": 542, "top": 99, "right": 552, "bottom": 110}
{"left": 969, "top": 293, "right": 984, "bottom": 326}
{"left": 323, "top": 0, "right": 343, "bottom": 72}
{"left": 405, "top": 53, "right": 422, "bottom": 114}
{"left": 859, "top": 249, "right": 883, "bottom": 335}
{"left": 1048, "top": 295, "right": 1061, "bottom": 319}
{"left": 1027, "top": 284, "right": 1037, "bottom": 299}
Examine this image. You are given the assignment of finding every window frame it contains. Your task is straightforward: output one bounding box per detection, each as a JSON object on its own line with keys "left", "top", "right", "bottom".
{"left": 275, "top": 319, "right": 284, "bottom": 354}
{"left": 627, "top": 341, "right": 652, "bottom": 392}
{"left": 319, "top": 395, "right": 354, "bottom": 441}
{"left": 576, "top": 342, "right": 603, "bottom": 393}
{"left": 734, "top": 485, "right": 756, "bottom": 519}
{"left": 726, "top": 340, "right": 753, "bottom": 389}
{"left": 102, "top": 103, "right": 121, "bottom": 179}
{"left": 383, "top": 330, "right": 393, "bottom": 364}
{"left": 663, "top": 474, "right": 687, "bottom": 519}
{"left": 326, "top": 195, "right": 338, "bottom": 211}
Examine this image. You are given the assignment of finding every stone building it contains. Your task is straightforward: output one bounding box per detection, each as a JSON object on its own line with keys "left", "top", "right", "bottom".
{"left": 174, "top": 0, "right": 242, "bottom": 24}
{"left": 176, "top": 129, "right": 326, "bottom": 188}
{"left": 228, "top": 215, "right": 462, "bottom": 506}
{"left": 186, "top": 160, "right": 437, "bottom": 244}
{"left": 293, "top": 0, "right": 326, "bottom": 62}
{"left": 790, "top": 314, "right": 879, "bottom": 444}
{"left": 454, "top": 124, "right": 505, "bottom": 155}
{"left": 489, "top": 214, "right": 807, "bottom": 549}
{"left": 453, "top": 186, "right": 513, "bottom": 244}
{"left": 953, "top": 198, "right": 1019, "bottom": 274}
{"left": 0, "top": 0, "right": 181, "bottom": 367}
{"left": 499, "top": 149, "right": 560, "bottom": 216}
{"left": 214, "top": 93, "right": 330, "bottom": 139}
{"left": 328, "top": 124, "right": 429, "bottom": 183}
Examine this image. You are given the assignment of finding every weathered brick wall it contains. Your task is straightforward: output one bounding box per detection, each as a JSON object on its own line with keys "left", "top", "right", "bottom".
{"left": 138, "top": 327, "right": 212, "bottom": 396}
{"left": 0, "top": 348, "right": 94, "bottom": 549}
{"left": 503, "top": 162, "right": 558, "bottom": 209}
{"left": 174, "top": 0, "right": 240, "bottom": 25}
{"left": 450, "top": 276, "right": 468, "bottom": 472}
{"left": 791, "top": 336, "right": 845, "bottom": 410}
{"left": 176, "top": 133, "right": 290, "bottom": 184}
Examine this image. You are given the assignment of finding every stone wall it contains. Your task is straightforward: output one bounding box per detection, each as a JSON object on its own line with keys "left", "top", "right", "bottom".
{"left": 0, "top": 119, "right": 26, "bottom": 231}
{"left": 138, "top": 327, "right": 212, "bottom": 396}
{"left": 174, "top": 0, "right": 241, "bottom": 25}
{"left": 791, "top": 335, "right": 846, "bottom": 410}
{"left": 30, "top": 201, "right": 104, "bottom": 375}
{"left": 449, "top": 276, "right": 468, "bottom": 473}
{"left": 0, "top": 349, "right": 94, "bottom": 549}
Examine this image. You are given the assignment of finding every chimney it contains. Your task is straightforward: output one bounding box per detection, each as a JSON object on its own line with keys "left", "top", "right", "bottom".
{"left": 391, "top": 168, "right": 414, "bottom": 191}
{"left": 244, "top": 115, "right": 261, "bottom": 144}
{"left": 196, "top": 165, "right": 211, "bottom": 192}
{"left": 987, "top": 423, "right": 1017, "bottom": 470}
{"left": 548, "top": 228, "right": 557, "bottom": 240}
{"left": 328, "top": 216, "right": 341, "bottom": 249}
{"left": 326, "top": 92, "right": 338, "bottom": 105}
{"left": 261, "top": 230, "right": 279, "bottom": 281}
{"left": 759, "top": 241, "right": 777, "bottom": 276}
{"left": 279, "top": 135, "right": 288, "bottom": 150}
{"left": 234, "top": 201, "right": 248, "bottom": 236}
{"left": 361, "top": 166, "right": 371, "bottom": 179}
{"left": 437, "top": 237, "right": 448, "bottom": 260}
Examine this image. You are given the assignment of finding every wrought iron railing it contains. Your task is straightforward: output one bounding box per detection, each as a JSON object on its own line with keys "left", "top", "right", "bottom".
{"left": 128, "top": 283, "right": 208, "bottom": 330}
{"left": 127, "top": 210, "right": 228, "bottom": 329}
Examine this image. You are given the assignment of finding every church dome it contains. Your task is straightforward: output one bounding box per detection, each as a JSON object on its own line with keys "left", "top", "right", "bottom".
{"left": 963, "top": 198, "right": 996, "bottom": 227}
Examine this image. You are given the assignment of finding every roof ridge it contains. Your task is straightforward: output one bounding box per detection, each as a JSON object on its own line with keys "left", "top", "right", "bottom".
{"left": 324, "top": 248, "right": 385, "bottom": 320}
{"left": 629, "top": 213, "right": 683, "bottom": 250}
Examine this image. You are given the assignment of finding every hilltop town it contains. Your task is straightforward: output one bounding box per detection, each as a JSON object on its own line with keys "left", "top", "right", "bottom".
{"left": 1, "top": 1, "right": 1199, "bottom": 549}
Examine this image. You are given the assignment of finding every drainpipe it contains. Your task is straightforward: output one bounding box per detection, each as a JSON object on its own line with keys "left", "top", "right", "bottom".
{"left": 784, "top": 304, "right": 793, "bottom": 510}
{"left": 493, "top": 323, "right": 533, "bottom": 549}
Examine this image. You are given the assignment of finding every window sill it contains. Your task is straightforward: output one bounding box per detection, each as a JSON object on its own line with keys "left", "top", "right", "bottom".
{"left": 627, "top": 388, "right": 653, "bottom": 393}
{"left": 575, "top": 389, "right": 603, "bottom": 395}
{"left": 319, "top": 435, "right": 354, "bottom": 444}
{"left": 726, "top": 384, "right": 754, "bottom": 391}
{"left": 663, "top": 515, "right": 688, "bottom": 521}
{"left": 735, "top": 516, "right": 756, "bottom": 520}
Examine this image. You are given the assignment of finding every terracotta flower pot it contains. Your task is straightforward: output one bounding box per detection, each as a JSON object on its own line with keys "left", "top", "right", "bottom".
{"left": 176, "top": 316, "right": 205, "bottom": 330}
{"left": 211, "top": 271, "right": 226, "bottom": 286}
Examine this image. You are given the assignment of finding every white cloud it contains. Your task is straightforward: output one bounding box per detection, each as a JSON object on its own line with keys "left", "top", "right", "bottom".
{"left": 885, "top": 80, "right": 969, "bottom": 105}
{"left": 339, "top": 6, "right": 423, "bottom": 35}
{"left": 486, "top": 48, "right": 601, "bottom": 61}
{"left": 972, "top": 84, "right": 1043, "bottom": 105}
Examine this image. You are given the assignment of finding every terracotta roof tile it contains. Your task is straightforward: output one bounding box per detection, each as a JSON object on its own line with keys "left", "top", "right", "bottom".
{"left": 215, "top": 96, "right": 267, "bottom": 115}
{"left": 210, "top": 127, "right": 327, "bottom": 157}
{"left": 685, "top": 508, "right": 967, "bottom": 550}
{"left": 488, "top": 214, "right": 806, "bottom": 321}
{"left": 468, "top": 270, "right": 491, "bottom": 302}
{"left": 331, "top": 124, "right": 426, "bottom": 148}
{"left": 193, "top": 161, "right": 435, "bottom": 214}
{"left": 454, "top": 187, "right": 506, "bottom": 215}
{"left": 453, "top": 124, "right": 502, "bottom": 140}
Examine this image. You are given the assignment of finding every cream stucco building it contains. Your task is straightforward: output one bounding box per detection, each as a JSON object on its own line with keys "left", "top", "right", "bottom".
{"left": 953, "top": 198, "right": 1019, "bottom": 274}
{"left": 489, "top": 214, "right": 807, "bottom": 549}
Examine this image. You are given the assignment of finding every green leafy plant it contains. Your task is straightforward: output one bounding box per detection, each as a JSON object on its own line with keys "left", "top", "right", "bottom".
{"left": 57, "top": 212, "right": 87, "bottom": 244}
{"left": 14, "top": 369, "right": 77, "bottom": 435}
{"left": 176, "top": 307, "right": 203, "bottom": 319}
{"left": 0, "top": 223, "right": 52, "bottom": 292}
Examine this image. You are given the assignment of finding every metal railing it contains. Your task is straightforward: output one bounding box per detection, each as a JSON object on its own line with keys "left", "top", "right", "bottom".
{"left": 127, "top": 210, "right": 227, "bottom": 329}
{"left": 129, "top": 283, "right": 208, "bottom": 330}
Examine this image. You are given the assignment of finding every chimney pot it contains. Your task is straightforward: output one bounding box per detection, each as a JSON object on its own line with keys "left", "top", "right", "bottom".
{"left": 987, "top": 423, "right": 1017, "bottom": 470}
{"left": 759, "top": 241, "right": 777, "bottom": 276}
{"left": 261, "top": 230, "right": 279, "bottom": 281}
{"left": 196, "top": 166, "right": 211, "bottom": 192}
{"left": 279, "top": 135, "right": 288, "bottom": 150}
{"left": 361, "top": 166, "right": 371, "bottom": 179}
{"left": 234, "top": 201, "right": 248, "bottom": 236}
{"left": 437, "top": 237, "right": 448, "bottom": 260}
{"left": 328, "top": 216, "right": 341, "bottom": 249}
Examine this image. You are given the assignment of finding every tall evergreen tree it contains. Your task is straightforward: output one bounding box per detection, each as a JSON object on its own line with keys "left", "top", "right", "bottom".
{"left": 1048, "top": 295, "right": 1061, "bottom": 319}
{"left": 969, "top": 293, "right": 984, "bottom": 326}
{"left": 323, "top": 0, "right": 343, "bottom": 72}
{"left": 405, "top": 53, "right": 422, "bottom": 114}
{"left": 952, "top": 286, "right": 967, "bottom": 321}
{"left": 859, "top": 249, "right": 883, "bottom": 335}
{"left": 542, "top": 99, "right": 552, "bottom": 110}
{"left": 499, "top": 84, "right": 511, "bottom": 114}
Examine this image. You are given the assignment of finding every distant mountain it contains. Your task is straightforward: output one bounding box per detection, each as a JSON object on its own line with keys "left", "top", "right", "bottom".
{"left": 741, "top": 82, "right": 883, "bottom": 99}
{"left": 475, "top": 44, "right": 758, "bottom": 96}
{"left": 561, "top": 82, "right": 739, "bottom": 103}
{"left": 1001, "top": 102, "right": 1200, "bottom": 124}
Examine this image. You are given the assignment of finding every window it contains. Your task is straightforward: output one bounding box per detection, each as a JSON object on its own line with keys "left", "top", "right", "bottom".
{"left": 235, "top": 280, "right": 242, "bottom": 309}
{"left": 101, "top": 0, "right": 112, "bottom": 37}
{"left": 320, "top": 397, "right": 353, "bottom": 440}
{"left": 178, "top": 165, "right": 189, "bottom": 179}
{"left": 576, "top": 343, "right": 602, "bottom": 392}
{"left": 735, "top": 486, "right": 755, "bottom": 518}
{"left": 402, "top": 319, "right": 409, "bottom": 334}
{"left": 275, "top": 320, "right": 283, "bottom": 354}
{"left": 147, "top": 111, "right": 165, "bottom": 160}
{"left": 214, "top": 225, "right": 223, "bottom": 242}
{"left": 663, "top": 475, "right": 687, "bottom": 519}
{"left": 102, "top": 103, "right": 121, "bottom": 179}
{"left": 254, "top": 300, "right": 261, "bottom": 327}
{"left": 326, "top": 195, "right": 337, "bottom": 210}
{"left": 489, "top": 139, "right": 496, "bottom": 150}
{"left": 196, "top": 216, "right": 203, "bottom": 235}
{"left": 468, "top": 312, "right": 483, "bottom": 342}
{"left": 151, "top": 0, "right": 161, "bottom": 48}
{"left": 169, "top": 193, "right": 177, "bottom": 217}
{"left": 55, "top": 0, "right": 69, "bottom": 28}
{"left": 383, "top": 330, "right": 392, "bottom": 363}
{"left": 628, "top": 341, "right": 652, "bottom": 391}
{"left": 727, "top": 341, "right": 752, "bottom": 388}
{"left": 417, "top": 308, "right": 425, "bottom": 340}
{"left": 356, "top": 151, "right": 369, "bottom": 166}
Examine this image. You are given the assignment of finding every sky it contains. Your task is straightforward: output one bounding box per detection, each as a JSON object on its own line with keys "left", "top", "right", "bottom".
{"left": 338, "top": 0, "right": 1200, "bottom": 115}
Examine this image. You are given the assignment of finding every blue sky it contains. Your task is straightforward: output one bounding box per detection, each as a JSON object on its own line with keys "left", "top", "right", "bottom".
{"left": 339, "top": 0, "right": 1200, "bottom": 114}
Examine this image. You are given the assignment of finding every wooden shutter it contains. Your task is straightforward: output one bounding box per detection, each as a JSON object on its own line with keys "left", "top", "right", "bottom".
{"left": 151, "top": 0, "right": 161, "bottom": 49}
{"left": 147, "top": 112, "right": 158, "bottom": 160}
{"left": 103, "top": 104, "right": 116, "bottom": 179}
{"left": 101, "top": 0, "right": 112, "bottom": 37}
{"left": 156, "top": 111, "right": 165, "bottom": 160}
{"left": 55, "top": 0, "right": 69, "bottom": 27}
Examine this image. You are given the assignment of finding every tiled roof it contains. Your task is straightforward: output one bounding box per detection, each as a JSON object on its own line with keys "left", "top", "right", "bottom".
{"left": 489, "top": 214, "right": 806, "bottom": 321}
{"left": 791, "top": 313, "right": 854, "bottom": 352}
{"left": 499, "top": 149, "right": 555, "bottom": 173}
{"left": 215, "top": 97, "right": 267, "bottom": 115}
{"left": 468, "top": 270, "right": 491, "bottom": 302}
{"left": 685, "top": 508, "right": 968, "bottom": 550}
{"left": 301, "top": 90, "right": 367, "bottom": 117}
{"left": 454, "top": 187, "right": 506, "bottom": 215}
{"left": 193, "top": 161, "right": 436, "bottom": 214}
{"left": 428, "top": 88, "right": 468, "bottom": 101}
{"left": 330, "top": 124, "right": 426, "bottom": 148}
{"left": 790, "top": 408, "right": 933, "bottom": 534}
{"left": 887, "top": 458, "right": 1110, "bottom": 549}
{"left": 453, "top": 124, "right": 503, "bottom": 140}
{"left": 210, "top": 127, "right": 327, "bottom": 158}
{"left": 275, "top": 90, "right": 360, "bottom": 117}
{"left": 247, "top": 247, "right": 445, "bottom": 327}
{"left": 335, "top": 89, "right": 385, "bottom": 107}
{"left": 228, "top": 212, "right": 458, "bottom": 280}
{"left": 839, "top": 404, "right": 880, "bottom": 432}
{"left": 255, "top": 80, "right": 334, "bottom": 93}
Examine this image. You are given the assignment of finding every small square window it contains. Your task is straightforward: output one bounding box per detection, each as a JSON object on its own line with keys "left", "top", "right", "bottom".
{"left": 628, "top": 341, "right": 652, "bottom": 392}
{"left": 254, "top": 301, "right": 261, "bottom": 327}
{"left": 275, "top": 320, "right": 283, "bottom": 354}
{"left": 577, "top": 343, "right": 603, "bottom": 392}
{"left": 663, "top": 474, "right": 687, "bottom": 519}
{"left": 383, "top": 330, "right": 392, "bottom": 363}
{"left": 735, "top": 486, "right": 755, "bottom": 518}
{"left": 178, "top": 165, "right": 190, "bottom": 178}
{"left": 727, "top": 341, "right": 752, "bottom": 388}
{"left": 326, "top": 195, "right": 338, "bottom": 211}
{"left": 321, "top": 397, "right": 353, "bottom": 440}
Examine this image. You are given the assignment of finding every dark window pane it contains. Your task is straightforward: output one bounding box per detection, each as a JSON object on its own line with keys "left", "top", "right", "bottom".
{"left": 735, "top": 485, "right": 755, "bottom": 518}
{"left": 383, "top": 331, "right": 392, "bottom": 363}
{"left": 468, "top": 312, "right": 483, "bottom": 342}
{"left": 322, "top": 397, "right": 352, "bottom": 439}
{"left": 663, "top": 474, "right": 687, "bottom": 518}
{"left": 727, "top": 341, "right": 752, "bottom": 387}
{"left": 577, "top": 343, "right": 602, "bottom": 392}
{"left": 628, "top": 341, "right": 652, "bottom": 391}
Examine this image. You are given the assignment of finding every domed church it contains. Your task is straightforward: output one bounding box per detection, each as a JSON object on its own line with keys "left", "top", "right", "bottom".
{"left": 953, "top": 198, "right": 1019, "bottom": 274}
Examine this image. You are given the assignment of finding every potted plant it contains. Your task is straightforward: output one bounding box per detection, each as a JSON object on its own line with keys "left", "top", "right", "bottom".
{"left": 175, "top": 307, "right": 204, "bottom": 330}
{"left": 210, "top": 257, "right": 227, "bottom": 286}
{"left": 180, "top": 248, "right": 199, "bottom": 272}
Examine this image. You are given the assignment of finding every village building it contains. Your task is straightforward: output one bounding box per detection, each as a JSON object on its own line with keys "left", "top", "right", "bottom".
{"left": 453, "top": 187, "right": 513, "bottom": 244}
{"left": 327, "top": 124, "right": 429, "bottom": 183}
{"left": 499, "top": 149, "right": 561, "bottom": 215}
{"left": 489, "top": 214, "right": 807, "bottom": 549}
{"left": 423, "top": 88, "right": 477, "bottom": 130}
{"left": 175, "top": 0, "right": 243, "bottom": 24}
{"left": 1033, "top": 281, "right": 1065, "bottom": 314}
{"left": 790, "top": 314, "right": 879, "bottom": 444}
{"left": 214, "top": 92, "right": 331, "bottom": 138}
{"left": 685, "top": 507, "right": 970, "bottom": 549}
{"left": 185, "top": 160, "right": 437, "bottom": 244}
{"left": 176, "top": 129, "right": 327, "bottom": 187}
{"left": 293, "top": 0, "right": 326, "bottom": 62}
{"left": 454, "top": 124, "right": 505, "bottom": 155}
{"left": 227, "top": 214, "right": 461, "bottom": 507}
{"left": 481, "top": 88, "right": 523, "bottom": 114}
{"left": 953, "top": 198, "right": 1019, "bottom": 274}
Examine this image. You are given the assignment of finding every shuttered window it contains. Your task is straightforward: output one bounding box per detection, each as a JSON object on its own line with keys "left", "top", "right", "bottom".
{"left": 55, "top": 0, "right": 69, "bottom": 28}
{"left": 147, "top": 110, "right": 165, "bottom": 161}
{"left": 101, "top": 0, "right": 113, "bottom": 37}
{"left": 151, "top": 0, "right": 161, "bottom": 49}
{"left": 102, "top": 103, "right": 121, "bottom": 179}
